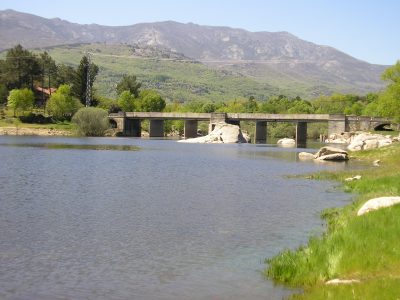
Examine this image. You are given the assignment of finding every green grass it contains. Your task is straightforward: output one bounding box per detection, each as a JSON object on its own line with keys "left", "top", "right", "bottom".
{"left": 265, "top": 142, "right": 400, "bottom": 299}
{"left": 292, "top": 278, "right": 400, "bottom": 300}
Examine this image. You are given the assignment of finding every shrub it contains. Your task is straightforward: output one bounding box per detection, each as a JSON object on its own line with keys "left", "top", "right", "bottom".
{"left": 7, "top": 88, "right": 34, "bottom": 116}
{"left": 46, "top": 84, "right": 82, "bottom": 121}
{"left": 19, "top": 113, "right": 54, "bottom": 124}
{"left": 108, "top": 103, "right": 122, "bottom": 113}
{"left": 72, "top": 107, "right": 110, "bottom": 136}
{"left": 117, "top": 91, "right": 136, "bottom": 112}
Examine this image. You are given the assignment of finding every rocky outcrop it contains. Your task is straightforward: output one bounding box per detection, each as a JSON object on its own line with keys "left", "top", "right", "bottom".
{"left": 325, "top": 132, "right": 353, "bottom": 144}
{"left": 345, "top": 175, "right": 361, "bottom": 182}
{"left": 277, "top": 138, "right": 295, "bottom": 147}
{"left": 178, "top": 122, "right": 248, "bottom": 144}
{"left": 316, "top": 153, "right": 348, "bottom": 161}
{"left": 298, "top": 146, "right": 348, "bottom": 162}
{"left": 242, "top": 131, "right": 251, "bottom": 143}
{"left": 298, "top": 152, "right": 315, "bottom": 160}
{"left": 347, "top": 133, "right": 394, "bottom": 151}
{"left": 326, "top": 132, "right": 399, "bottom": 151}
{"left": 373, "top": 159, "right": 381, "bottom": 166}
{"left": 357, "top": 196, "right": 400, "bottom": 216}
{"left": 326, "top": 279, "right": 360, "bottom": 285}
{"left": 314, "top": 146, "right": 348, "bottom": 161}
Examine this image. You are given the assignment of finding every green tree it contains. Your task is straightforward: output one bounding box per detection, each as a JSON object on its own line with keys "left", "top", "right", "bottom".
{"left": 56, "top": 64, "right": 76, "bottom": 85}
{"left": 381, "top": 61, "right": 400, "bottom": 84}
{"left": 116, "top": 75, "right": 142, "bottom": 97}
{"left": 259, "top": 96, "right": 292, "bottom": 113}
{"left": 38, "top": 52, "right": 57, "bottom": 89}
{"left": 243, "top": 96, "right": 258, "bottom": 112}
{"left": 72, "top": 56, "right": 99, "bottom": 106}
{"left": 287, "top": 100, "right": 314, "bottom": 114}
{"left": 46, "top": 84, "right": 82, "bottom": 120}
{"left": 0, "top": 84, "right": 8, "bottom": 105}
{"left": 217, "top": 99, "right": 247, "bottom": 113}
{"left": 365, "top": 92, "right": 379, "bottom": 104}
{"left": 2, "top": 45, "right": 42, "bottom": 90}
{"left": 375, "top": 61, "right": 400, "bottom": 120}
{"left": 7, "top": 88, "right": 34, "bottom": 116}
{"left": 117, "top": 91, "right": 136, "bottom": 112}
{"left": 312, "top": 94, "right": 360, "bottom": 114}
{"left": 202, "top": 102, "right": 217, "bottom": 113}
{"left": 138, "top": 90, "right": 166, "bottom": 112}
{"left": 72, "top": 107, "right": 110, "bottom": 136}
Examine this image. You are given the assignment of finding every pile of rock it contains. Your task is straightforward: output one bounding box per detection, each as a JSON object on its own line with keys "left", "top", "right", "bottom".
{"left": 178, "top": 122, "right": 249, "bottom": 144}
{"left": 347, "top": 133, "right": 395, "bottom": 151}
{"left": 326, "top": 131, "right": 399, "bottom": 151}
{"left": 299, "top": 146, "right": 349, "bottom": 162}
{"left": 325, "top": 132, "right": 353, "bottom": 144}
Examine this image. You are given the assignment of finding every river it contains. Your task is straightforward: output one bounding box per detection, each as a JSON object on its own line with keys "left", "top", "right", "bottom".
{"left": 0, "top": 136, "right": 353, "bottom": 300}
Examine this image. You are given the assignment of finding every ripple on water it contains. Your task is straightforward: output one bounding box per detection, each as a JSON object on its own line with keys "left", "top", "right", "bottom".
{"left": 0, "top": 136, "right": 352, "bottom": 300}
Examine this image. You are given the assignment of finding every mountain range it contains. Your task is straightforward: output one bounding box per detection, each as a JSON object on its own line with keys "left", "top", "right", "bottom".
{"left": 0, "top": 9, "right": 388, "bottom": 99}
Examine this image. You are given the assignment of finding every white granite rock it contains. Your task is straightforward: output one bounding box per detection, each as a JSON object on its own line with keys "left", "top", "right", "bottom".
{"left": 357, "top": 196, "right": 400, "bottom": 216}
{"left": 178, "top": 122, "right": 248, "bottom": 144}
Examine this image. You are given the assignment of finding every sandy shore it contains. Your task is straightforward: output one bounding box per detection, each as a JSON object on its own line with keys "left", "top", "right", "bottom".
{"left": 0, "top": 127, "right": 73, "bottom": 136}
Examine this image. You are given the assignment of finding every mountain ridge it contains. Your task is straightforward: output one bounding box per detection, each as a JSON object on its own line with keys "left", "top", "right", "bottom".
{"left": 0, "top": 9, "right": 387, "bottom": 97}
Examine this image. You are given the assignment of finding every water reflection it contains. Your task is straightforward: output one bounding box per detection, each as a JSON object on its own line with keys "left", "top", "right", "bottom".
{"left": 0, "top": 142, "right": 140, "bottom": 151}
{"left": 0, "top": 136, "right": 353, "bottom": 300}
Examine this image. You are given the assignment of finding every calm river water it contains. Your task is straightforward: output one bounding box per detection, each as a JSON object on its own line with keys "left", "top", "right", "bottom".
{"left": 0, "top": 136, "right": 353, "bottom": 300}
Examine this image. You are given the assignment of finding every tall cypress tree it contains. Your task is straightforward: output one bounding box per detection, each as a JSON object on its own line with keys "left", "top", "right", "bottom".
{"left": 72, "top": 56, "right": 99, "bottom": 106}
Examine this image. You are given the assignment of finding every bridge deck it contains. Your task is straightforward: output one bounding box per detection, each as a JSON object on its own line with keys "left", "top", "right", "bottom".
{"left": 109, "top": 112, "right": 392, "bottom": 124}
{"left": 110, "top": 112, "right": 333, "bottom": 122}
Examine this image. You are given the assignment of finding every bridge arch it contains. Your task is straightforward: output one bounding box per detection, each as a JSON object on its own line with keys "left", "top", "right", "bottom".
{"left": 109, "top": 119, "right": 118, "bottom": 129}
{"left": 374, "top": 123, "right": 393, "bottom": 131}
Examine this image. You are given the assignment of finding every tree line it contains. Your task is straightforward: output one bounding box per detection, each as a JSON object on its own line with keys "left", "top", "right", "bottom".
{"left": 0, "top": 45, "right": 166, "bottom": 125}
{"left": 0, "top": 44, "right": 399, "bottom": 135}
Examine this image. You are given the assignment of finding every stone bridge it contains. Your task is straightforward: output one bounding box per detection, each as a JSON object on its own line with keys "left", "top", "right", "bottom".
{"left": 109, "top": 112, "right": 393, "bottom": 144}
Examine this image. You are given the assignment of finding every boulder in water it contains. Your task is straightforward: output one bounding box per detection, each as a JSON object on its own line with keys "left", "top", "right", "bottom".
{"left": 298, "top": 152, "right": 315, "bottom": 160}
{"left": 178, "top": 122, "right": 248, "bottom": 144}
{"left": 277, "top": 138, "right": 295, "bottom": 147}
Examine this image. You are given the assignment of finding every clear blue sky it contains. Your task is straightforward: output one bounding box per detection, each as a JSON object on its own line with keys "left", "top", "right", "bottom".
{"left": 1, "top": 0, "right": 399, "bottom": 65}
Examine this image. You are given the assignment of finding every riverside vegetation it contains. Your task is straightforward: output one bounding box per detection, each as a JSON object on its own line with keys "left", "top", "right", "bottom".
{"left": 265, "top": 142, "right": 400, "bottom": 299}
{"left": 0, "top": 44, "right": 399, "bottom": 138}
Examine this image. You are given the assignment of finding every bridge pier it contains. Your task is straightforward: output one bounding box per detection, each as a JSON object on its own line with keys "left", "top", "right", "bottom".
{"left": 255, "top": 121, "right": 267, "bottom": 143}
{"left": 184, "top": 120, "right": 198, "bottom": 138}
{"left": 149, "top": 120, "right": 164, "bottom": 137}
{"left": 296, "top": 122, "right": 307, "bottom": 147}
{"left": 124, "top": 119, "right": 141, "bottom": 137}
{"left": 328, "top": 114, "right": 349, "bottom": 136}
{"left": 209, "top": 113, "right": 227, "bottom": 133}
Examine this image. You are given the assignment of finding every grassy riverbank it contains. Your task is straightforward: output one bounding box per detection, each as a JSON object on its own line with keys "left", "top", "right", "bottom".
{"left": 265, "top": 142, "right": 400, "bottom": 299}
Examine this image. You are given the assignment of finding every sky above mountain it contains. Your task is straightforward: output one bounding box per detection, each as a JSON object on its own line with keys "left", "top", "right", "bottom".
{"left": 0, "top": 0, "right": 399, "bottom": 65}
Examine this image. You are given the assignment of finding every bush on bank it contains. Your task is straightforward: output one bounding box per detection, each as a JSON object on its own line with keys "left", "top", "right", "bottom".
{"left": 72, "top": 107, "right": 110, "bottom": 136}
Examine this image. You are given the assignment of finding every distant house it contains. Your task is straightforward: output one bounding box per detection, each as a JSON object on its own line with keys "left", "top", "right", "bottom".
{"left": 34, "top": 86, "right": 57, "bottom": 107}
